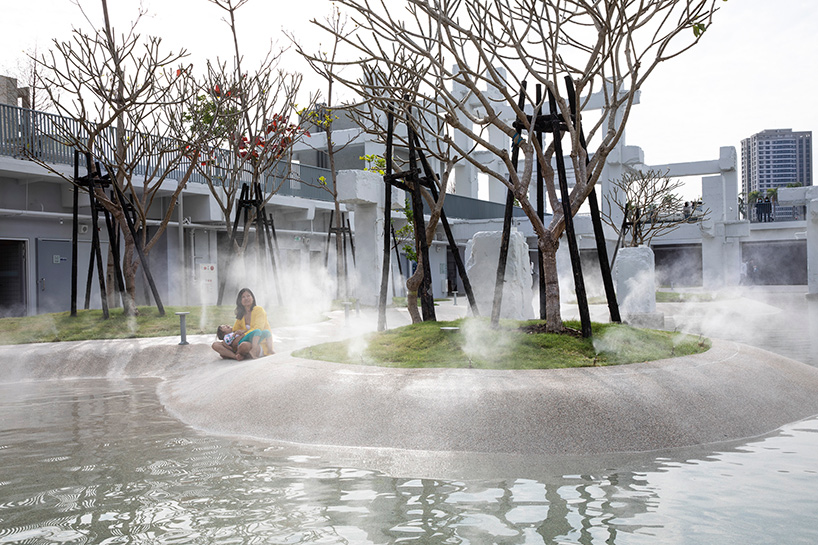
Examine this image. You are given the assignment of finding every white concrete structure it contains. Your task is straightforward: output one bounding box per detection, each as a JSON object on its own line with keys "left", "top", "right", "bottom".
{"left": 336, "top": 169, "right": 404, "bottom": 306}
{"left": 2, "top": 72, "right": 815, "bottom": 319}
{"left": 645, "top": 147, "right": 745, "bottom": 290}
{"left": 778, "top": 186, "right": 818, "bottom": 297}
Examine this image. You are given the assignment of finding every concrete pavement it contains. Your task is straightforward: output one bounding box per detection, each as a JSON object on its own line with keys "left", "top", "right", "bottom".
{"left": 3, "top": 300, "right": 818, "bottom": 478}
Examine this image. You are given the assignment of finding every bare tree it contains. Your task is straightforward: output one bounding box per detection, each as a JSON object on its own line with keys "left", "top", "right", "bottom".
{"left": 179, "top": 0, "right": 312, "bottom": 298}
{"left": 346, "top": 65, "right": 462, "bottom": 323}
{"left": 307, "top": 0, "right": 722, "bottom": 331}
{"left": 297, "top": 10, "right": 463, "bottom": 320}
{"left": 7, "top": 46, "right": 52, "bottom": 112}
{"left": 290, "top": 7, "right": 359, "bottom": 301}
{"left": 602, "top": 169, "right": 706, "bottom": 248}
{"left": 32, "top": 0, "right": 199, "bottom": 316}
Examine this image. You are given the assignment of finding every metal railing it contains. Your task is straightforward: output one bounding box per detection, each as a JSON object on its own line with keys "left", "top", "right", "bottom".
{"left": 0, "top": 103, "right": 333, "bottom": 202}
{"left": 742, "top": 201, "right": 805, "bottom": 223}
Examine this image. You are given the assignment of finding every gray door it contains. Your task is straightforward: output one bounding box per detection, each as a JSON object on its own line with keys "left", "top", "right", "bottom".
{"left": 36, "top": 239, "right": 104, "bottom": 314}
{"left": 36, "top": 239, "right": 72, "bottom": 314}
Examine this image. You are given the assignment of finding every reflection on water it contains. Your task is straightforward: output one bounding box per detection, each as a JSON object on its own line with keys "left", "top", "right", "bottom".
{"left": 1, "top": 379, "right": 818, "bottom": 544}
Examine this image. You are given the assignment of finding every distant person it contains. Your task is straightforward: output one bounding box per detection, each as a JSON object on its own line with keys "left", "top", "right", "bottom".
{"left": 683, "top": 201, "right": 692, "bottom": 221}
{"left": 763, "top": 196, "right": 772, "bottom": 222}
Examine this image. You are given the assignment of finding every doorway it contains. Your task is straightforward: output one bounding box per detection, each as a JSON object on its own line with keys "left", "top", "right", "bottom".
{"left": 0, "top": 240, "right": 27, "bottom": 317}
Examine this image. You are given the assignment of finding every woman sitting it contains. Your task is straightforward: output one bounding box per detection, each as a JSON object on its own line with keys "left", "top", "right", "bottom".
{"left": 210, "top": 287, "right": 274, "bottom": 360}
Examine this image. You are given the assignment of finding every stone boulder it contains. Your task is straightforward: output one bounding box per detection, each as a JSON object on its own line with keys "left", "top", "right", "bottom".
{"left": 465, "top": 231, "right": 534, "bottom": 320}
{"left": 613, "top": 245, "right": 663, "bottom": 327}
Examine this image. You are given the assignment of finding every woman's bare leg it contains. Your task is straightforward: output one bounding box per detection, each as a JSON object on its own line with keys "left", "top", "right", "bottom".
{"left": 212, "top": 341, "right": 240, "bottom": 360}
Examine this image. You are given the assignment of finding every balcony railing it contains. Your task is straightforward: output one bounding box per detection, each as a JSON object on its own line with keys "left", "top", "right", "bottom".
{"left": 0, "top": 103, "right": 333, "bottom": 203}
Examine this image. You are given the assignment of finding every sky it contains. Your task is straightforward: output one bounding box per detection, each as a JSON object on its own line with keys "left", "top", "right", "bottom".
{"left": 1, "top": 0, "right": 816, "bottom": 196}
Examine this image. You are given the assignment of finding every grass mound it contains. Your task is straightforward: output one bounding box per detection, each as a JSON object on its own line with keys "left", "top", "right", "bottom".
{"left": 293, "top": 318, "right": 710, "bottom": 370}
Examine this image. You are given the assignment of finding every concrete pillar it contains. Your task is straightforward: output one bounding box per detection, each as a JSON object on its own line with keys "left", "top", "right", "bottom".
{"left": 809, "top": 197, "right": 818, "bottom": 297}
{"left": 454, "top": 162, "right": 478, "bottom": 199}
{"left": 337, "top": 169, "right": 403, "bottom": 306}
{"left": 701, "top": 175, "right": 725, "bottom": 289}
{"left": 720, "top": 147, "right": 740, "bottom": 222}
{"left": 488, "top": 120, "right": 510, "bottom": 204}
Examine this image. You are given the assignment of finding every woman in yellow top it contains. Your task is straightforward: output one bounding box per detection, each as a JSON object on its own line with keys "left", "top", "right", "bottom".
{"left": 223, "top": 287, "right": 274, "bottom": 359}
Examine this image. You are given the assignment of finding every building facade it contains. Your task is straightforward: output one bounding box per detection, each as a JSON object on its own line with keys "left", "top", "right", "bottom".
{"left": 741, "top": 128, "right": 813, "bottom": 221}
{"left": 2, "top": 73, "right": 816, "bottom": 318}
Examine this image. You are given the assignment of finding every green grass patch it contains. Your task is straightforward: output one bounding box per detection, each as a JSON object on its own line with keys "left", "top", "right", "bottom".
{"left": 0, "top": 305, "right": 324, "bottom": 345}
{"left": 390, "top": 297, "right": 449, "bottom": 307}
{"left": 293, "top": 318, "right": 710, "bottom": 369}
{"left": 655, "top": 291, "right": 720, "bottom": 303}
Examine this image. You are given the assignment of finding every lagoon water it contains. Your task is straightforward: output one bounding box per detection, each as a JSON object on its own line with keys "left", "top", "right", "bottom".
{"left": 1, "top": 291, "right": 817, "bottom": 544}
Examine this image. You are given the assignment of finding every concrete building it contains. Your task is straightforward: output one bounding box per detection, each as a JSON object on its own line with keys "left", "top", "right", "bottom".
{"left": 741, "top": 128, "right": 813, "bottom": 221}
{"left": 2, "top": 73, "right": 816, "bottom": 318}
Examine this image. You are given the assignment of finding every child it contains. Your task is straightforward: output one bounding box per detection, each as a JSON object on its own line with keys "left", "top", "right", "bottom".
{"left": 216, "top": 324, "right": 248, "bottom": 360}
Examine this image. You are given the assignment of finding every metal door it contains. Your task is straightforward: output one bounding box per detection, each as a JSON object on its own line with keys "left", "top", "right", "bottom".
{"left": 36, "top": 239, "right": 104, "bottom": 314}
{"left": 36, "top": 239, "right": 73, "bottom": 313}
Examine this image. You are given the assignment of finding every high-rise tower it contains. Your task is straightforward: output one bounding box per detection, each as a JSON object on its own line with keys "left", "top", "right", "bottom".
{"left": 741, "top": 128, "right": 812, "bottom": 220}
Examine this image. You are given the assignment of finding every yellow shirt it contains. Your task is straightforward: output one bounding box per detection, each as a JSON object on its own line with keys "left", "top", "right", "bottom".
{"left": 232, "top": 305, "right": 273, "bottom": 355}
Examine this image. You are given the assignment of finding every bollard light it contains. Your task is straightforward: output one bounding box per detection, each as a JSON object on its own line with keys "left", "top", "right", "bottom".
{"left": 176, "top": 311, "right": 190, "bottom": 345}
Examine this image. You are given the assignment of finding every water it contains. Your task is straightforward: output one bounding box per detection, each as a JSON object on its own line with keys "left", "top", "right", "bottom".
{"left": 2, "top": 293, "right": 818, "bottom": 544}
{"left": 2, "top": 378, "right": 818, "bottom": 544}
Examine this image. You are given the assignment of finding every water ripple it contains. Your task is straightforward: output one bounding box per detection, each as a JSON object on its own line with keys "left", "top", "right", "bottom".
{"left": 0, "top": 379, "right": 817, "bottom": 544}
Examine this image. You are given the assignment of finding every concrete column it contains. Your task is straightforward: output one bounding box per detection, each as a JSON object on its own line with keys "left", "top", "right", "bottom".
{"left": 178, "top": 193, "right": 187, "bottom": 305}
{"left": 454, "top": 162, "right": 478, "bottom": 199}
{"left": 701, "top": 175, "right": 725, "bottom": 290}
{"left": 488, "top": 120, "right": 510, "bottom": 204}
{"left": 809, "top": 197, "right": 818, "bottom": 297}
{"left": 721, "top": 149, "right": 740, "bottom": 222}
{"left": 337, "top": 169, "right": 403, "bottom": 306}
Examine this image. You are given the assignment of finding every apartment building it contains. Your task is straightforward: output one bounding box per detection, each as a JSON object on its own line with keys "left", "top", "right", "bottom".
{"left": 741, "top": 128, "right": 813, "bottom": 221}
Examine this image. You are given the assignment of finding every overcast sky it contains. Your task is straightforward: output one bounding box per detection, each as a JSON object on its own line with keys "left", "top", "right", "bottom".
{"left": 2, "top": 0, "right": 816, "bottom": 189}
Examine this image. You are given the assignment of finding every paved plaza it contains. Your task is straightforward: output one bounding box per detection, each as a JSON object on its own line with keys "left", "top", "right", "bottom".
{"left": 3, "top": 296, "right": 818, "bottom": 477}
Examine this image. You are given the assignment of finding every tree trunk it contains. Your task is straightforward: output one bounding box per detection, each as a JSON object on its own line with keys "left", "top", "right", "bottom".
{"left": 106, "top": 244, "right": 117, "bottom": 308}
{"left": 541, "top": 237, "right": 563, "bottom": 332}
{"left": 333, "top": 200, "right": 345, "bottom": 300}
{"left": 405, "top": 269, "right": 423, "bottom": 324}
{"left": 121, "top": 240, "right": 139, "bottom": 316}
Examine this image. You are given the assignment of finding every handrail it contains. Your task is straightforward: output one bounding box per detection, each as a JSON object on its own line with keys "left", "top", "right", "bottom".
{"left": 0, "top": 103, "right": 333, "bottom": 202}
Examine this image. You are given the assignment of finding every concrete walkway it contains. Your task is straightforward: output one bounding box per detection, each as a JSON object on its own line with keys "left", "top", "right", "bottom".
{"left": 4, "top": 300, "right": 818, "bottom": 477}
